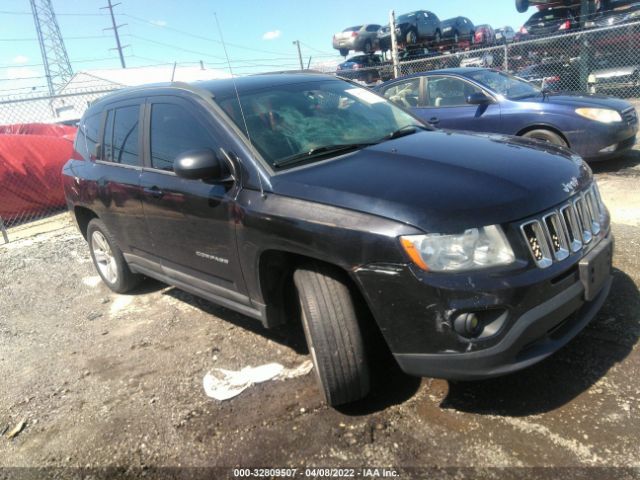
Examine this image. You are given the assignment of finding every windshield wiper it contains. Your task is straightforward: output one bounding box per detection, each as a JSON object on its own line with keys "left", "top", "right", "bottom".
{"left": 273, "top": 143, "right": 376, "bottom": 169}
{"left": 379, "top": 124, "right": 429, "bottom": 142}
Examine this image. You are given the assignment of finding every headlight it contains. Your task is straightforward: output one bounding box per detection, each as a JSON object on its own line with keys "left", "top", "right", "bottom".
{"left": 400, "top": 225, "right": 515, "bottom": 272}
{"left": 575, "top": 108, "right": 622, "bottom": 123}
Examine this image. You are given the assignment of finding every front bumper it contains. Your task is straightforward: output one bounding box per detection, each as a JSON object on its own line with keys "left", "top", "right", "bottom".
{"left": 567, "top": 118, "right": 638, "bottom": 161}
{"left": 395, "top": 273, "right": 611, "bottom": 380}
{"left": 354, "top": 231, "right": 613, "bottom": 381}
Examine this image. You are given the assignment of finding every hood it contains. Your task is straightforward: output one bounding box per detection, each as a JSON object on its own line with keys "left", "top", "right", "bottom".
{"left": 271, "top": 130, "right": 592, "bottom": 233}
{"left": 522, "top": 92, "right": 633, "bottom": 111}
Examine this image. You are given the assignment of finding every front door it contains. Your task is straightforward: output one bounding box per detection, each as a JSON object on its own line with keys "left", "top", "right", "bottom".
{"left": 139, "top": 96, "right": 246, "bottom": 296}
{"left": 414, "top": 75, "right": 502, "bottom": 132}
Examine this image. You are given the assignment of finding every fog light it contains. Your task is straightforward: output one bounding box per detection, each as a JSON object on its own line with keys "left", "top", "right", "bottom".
{"left": 599, "top": 143, "right": 617, "bottom": 153}
{"left": 453, "top": 312, "right": 482, "bottom": 337}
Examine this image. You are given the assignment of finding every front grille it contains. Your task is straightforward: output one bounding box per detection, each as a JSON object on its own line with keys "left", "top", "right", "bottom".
{"left": 622, "top": 107, "right": 638, "bottom": 125}
{"left": 520, "top": 184, "right": 605, "bottom": 268}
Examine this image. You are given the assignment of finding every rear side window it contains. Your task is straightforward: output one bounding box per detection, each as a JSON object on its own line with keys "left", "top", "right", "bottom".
{"left": 150, "top": 103, "right": 216, "bottom": 171}
{"left": 366, "top": 25, "right": 380, "bottom": 32}
{"left": 102, "top": 105, "right": 140, "bottom": 166}
{"left": 75, "top": 111, "right": 101, "bottom": 160}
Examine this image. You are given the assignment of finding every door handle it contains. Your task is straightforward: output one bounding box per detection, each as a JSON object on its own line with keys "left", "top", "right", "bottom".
{"left": 428, "top": 117, "right": 440, "bottom": 125}
{"left": 143, "top": 186, "right": 164, "bottom": 199}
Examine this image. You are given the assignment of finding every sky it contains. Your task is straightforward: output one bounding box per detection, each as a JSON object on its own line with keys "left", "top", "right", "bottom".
{"left": 0, "top": 0, "right": 534, "bottom": 96}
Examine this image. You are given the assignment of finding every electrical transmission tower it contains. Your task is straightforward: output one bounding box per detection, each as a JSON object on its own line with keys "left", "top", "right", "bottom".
{"left": 29, "top": 0, "right": 73, "bottom": 96}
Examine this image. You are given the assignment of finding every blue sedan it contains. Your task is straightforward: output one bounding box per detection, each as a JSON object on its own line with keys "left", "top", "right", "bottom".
{"left": 376, "top": 68, "right": 638, "bottom": 161}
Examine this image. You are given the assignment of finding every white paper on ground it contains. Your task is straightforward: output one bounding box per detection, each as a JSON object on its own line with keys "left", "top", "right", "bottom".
{"left": 203, "top": 360, "right": 314, "bottom": 401}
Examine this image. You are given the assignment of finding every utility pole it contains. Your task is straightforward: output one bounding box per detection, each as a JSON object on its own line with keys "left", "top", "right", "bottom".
{"left": 389, "top": 10, "right": 400, "bottom": 79}
{"left": 29, "top": 0, "right": 73, "bottom": 96}
{"left": 101, "top": 0, "right": 128, "bottom": 68}
{"left": 293, "top": 40, "right": 304, "bottom": 70}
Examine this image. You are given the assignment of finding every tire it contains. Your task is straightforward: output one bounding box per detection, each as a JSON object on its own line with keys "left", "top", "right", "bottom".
{"left": 363, "top": 40, "right": 373, "bottom": 54}
{"left": 454, "top": 31, "right": 460, "bottom": 44}
{"left": 406, "top": 29, "right": 417, "bottom": 45}
{"left": 521, "top": 129, "right": 568, "bottom": 148}
{"left": 516, "top": 0, "right": 529, "bottom": 13}
{"left": 434, "top": 30, "right": 441, "bottom": 45}
{"left": 293, "top": 263, "right": 370, "bottom": 406}
{"left": 339, "top": 48, "right": 349, "bottom": 57}
{"left": 87, "top": 218, "right": 142, "bottom": 294}
{"left": 470, "top": 31, "right": 475, "bottom": 45}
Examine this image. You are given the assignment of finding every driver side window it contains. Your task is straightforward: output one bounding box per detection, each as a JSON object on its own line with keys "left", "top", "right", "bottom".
{"left": 425, "top": 77, "right": 482, "bottom": 107}
{"left": 382, "top": 79, "right": 421, "bottom": 108}
{"left": 149, "top": 103, "right": 217, "bottom": 171}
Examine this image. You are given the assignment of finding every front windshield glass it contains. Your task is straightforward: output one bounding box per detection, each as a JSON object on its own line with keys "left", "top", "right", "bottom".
{"left": 466, "top": 69, "right": 541, "bottom": 100}
{"left": 218, "top": 79, "right": 424, "bottom": 169}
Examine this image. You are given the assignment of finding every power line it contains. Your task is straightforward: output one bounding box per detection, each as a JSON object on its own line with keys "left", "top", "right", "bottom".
{"left": 123, "top": 13, "right": 299, "bottom": 57}
{"left": 0, "top": 9, "right": 109, "bottom": 16}
{"left": 0, "top": 35, "right": 125, "bottom": 42}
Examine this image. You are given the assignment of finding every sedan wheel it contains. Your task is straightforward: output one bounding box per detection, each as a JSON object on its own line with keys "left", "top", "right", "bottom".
{"left": 522, "top": 129, "right": 568, "bottom": 148}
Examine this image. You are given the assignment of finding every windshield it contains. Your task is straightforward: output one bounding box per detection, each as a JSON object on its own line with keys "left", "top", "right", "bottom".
{"left": 397, "top": 13, "right": 415, "bottom": 23}
{"left": 218, "top": 79, "right": 425, "bottom": 169}
{"left": 466, "top": 69, "right": 541, "bottom": 100}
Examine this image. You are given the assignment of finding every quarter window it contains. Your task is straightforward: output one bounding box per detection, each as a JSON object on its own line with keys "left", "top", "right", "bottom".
{"left": 150, "top": 103, "right": 216, "bottom": 171}
{"left": 75, "top": 111, "right": 101, "bottom": 160}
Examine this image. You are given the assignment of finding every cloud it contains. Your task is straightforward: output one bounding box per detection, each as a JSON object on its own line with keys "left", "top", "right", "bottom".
{"left": 150, "top": 19, "right": 167, "bottom": 27}
{"left": 12, "top": 55, "right": 29, "bottom": 64}
{"left": 262, "top": 30, "right": 281, "bottom": 41}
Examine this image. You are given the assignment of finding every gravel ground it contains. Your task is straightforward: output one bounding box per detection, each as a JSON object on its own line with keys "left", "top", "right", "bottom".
{"left": 1, "top": 153, "right": 639, "bottom": 480}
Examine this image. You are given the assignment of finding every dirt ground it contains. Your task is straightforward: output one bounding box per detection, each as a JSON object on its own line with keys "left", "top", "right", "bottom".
{"left": 1, "top": 152, "right": 639, "bottom": 480}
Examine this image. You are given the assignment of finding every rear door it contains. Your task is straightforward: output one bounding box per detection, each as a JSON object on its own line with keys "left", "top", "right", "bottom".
{"left": 415, "top": 75, "right": 502, "bottom": 132}
{"left": 90, "top": 99, "right": 149, "bottom": 257}
{"left": 139, "top": 95, "right": 247, "bottom": 297}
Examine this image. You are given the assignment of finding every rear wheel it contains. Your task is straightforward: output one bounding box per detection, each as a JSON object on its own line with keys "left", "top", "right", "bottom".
{"left": 293, "top": 263, "right": 370, "bottom": 406}
{"left": 363, "top": 40, "right": 373, "bottom": 53}
{"left": 434, "top": 30, "right": 441, "bottom": 44}
{"left": 87, "top": 218, "right": 142, "bottom": 294}
{"left": 522, "top": 129, "right": 568, "bottom": 148}
{"left": 454, "top": 31, "right": 460, "bottom": 44}
{"left": 516, "top": 0, "right": 529, "bottom": 13}
{"left": 406, "top": 29, "right": 417, "bottom": 45}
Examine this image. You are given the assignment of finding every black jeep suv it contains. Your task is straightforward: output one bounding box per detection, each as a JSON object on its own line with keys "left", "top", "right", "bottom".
{"left": 63, "top": 73, "right": 613, "bottom": 406}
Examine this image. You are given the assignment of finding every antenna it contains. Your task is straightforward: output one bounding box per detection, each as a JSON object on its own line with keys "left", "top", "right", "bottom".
{"left": 213, "top": 12, "right": 266, "bottom": 199}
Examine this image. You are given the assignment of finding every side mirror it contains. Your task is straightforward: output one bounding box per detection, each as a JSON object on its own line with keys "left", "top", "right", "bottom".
{"left": 466, "top": 91, "right": 493, "bottom": 105}
{"left": 174, "top": 149, "right": 225, "bottom": 180}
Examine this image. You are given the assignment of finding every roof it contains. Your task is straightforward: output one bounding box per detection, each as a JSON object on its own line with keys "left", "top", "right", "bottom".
{"left": 198, "top": 72, "right": 337, "bottom": 99}
{"left": 85, "top": 72, "right": 339, "bottom": 110}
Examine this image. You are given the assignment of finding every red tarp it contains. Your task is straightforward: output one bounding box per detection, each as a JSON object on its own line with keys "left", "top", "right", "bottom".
{"left": 0, "top": 123, "right": 77, "bottom": 222}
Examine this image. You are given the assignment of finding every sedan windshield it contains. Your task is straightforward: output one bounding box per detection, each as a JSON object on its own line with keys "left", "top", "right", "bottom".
{"left": 218, "top": 79, "right": 425, "bottom": 169}
{"left": 466, "top": 69, "right": 541, "bottom": 100}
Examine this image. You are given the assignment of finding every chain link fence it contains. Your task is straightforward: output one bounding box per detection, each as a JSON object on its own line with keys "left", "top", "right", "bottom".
{"left": 0, "top": 88, "right": 119, "bottom": 243}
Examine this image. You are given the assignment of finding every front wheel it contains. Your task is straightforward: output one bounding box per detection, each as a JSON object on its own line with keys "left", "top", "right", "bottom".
{"left": 434, "top": 30, "right": 441, "bottom": 44}
{"left": 339, "top": 48, "right": 349, "bottom": 57}
{"left": 87, "top": 218, "right": 142, "bottom": 293}
{"left": 293, "top": 263, "right": 370, "bottom": 406}
{"left": 522, "top": 129, "right": 568, "bottom": 148}
{"left": 363, "top": 40, "right": 373, "bottom": 54}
